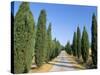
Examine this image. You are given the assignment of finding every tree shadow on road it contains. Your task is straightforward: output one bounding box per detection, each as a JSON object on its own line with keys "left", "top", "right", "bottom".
{"left": 48, "top": 62, "right": 83, "bottom": 69}
{"left": 54, "top": 60, "right": 76, "bottom": 64}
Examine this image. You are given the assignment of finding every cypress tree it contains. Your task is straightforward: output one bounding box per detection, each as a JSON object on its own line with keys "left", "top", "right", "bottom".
{"left": 14, "top": 2, "right": 35, "bottom": 73}
{"left": 49, "top": 38, "right": 61, "bottom": 60}
{"left": 72, "top": 32, "right": 77, "bottom": 56}
{"left": 53, "top": 38, "right": 57, "bottom": 58}
{"left": 35, "top": 9, "right": 47, "bottom": 67}
{"left": 46, "top": 23, "right": 52, "bottom": 62}
{"left": 91, "top": 14, "right": 97, "bottom": 68}
{"left": 77, "top": 26, "right": 81, "bottom": 58}
{"left": 65, "top": 41, "right": 72, "bottom": 55}
{"left": 49, "top": 39, "right": 56, "bottom": 60}
{"left": 55, "top": 40, "right": 61, "bottom": 56}
{"left": 81, "top": 26, "right": 89, "bottom": 63}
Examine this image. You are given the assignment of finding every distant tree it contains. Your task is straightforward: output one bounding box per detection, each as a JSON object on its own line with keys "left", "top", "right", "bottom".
{"left": 81, "top": 26, "right": 89, "bottom": 63}
{"left": 46, "top": 23, "right": 52, "bottom": 62}
{"left": 35, "top": 9, "right": 47, "bottom": 67}
{"left": 77, "top": 26, "right": 81, "bottom": 58}
{"left": 61, "top": 45, "right": 65, "bottom": 50}
{"left": 72, "top": 32, "right": 77, "bottom": 56}
{"left": 65, "top": 41, "right": 72, "bottom": 55}
{"left": 14, "top": 2, "right": 35, "bottom": 73}
{"left": 52, "top": 38, "right": 58, "bottom": 58}
{"left": 91, "top": 14, "right": 97, "bottom": 68}
{"left": 49, "top": 38, "right": 61, "bottom": 60}
{"left": 49, "top": 39, "right": 56, "bottom": 60}
{"left": 55, "top": 40, "right": 61, "bottom": 56}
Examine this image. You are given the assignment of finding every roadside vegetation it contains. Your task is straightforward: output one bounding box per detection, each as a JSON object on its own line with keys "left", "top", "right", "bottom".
{"left": 65, "top": 14, "right": 97, "bottom": 69}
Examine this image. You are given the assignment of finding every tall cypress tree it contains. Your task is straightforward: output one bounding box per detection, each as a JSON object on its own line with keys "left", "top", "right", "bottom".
{"left": 72, "top": 32, "right": 77, "bottom": 56}
{"left": 46, "top": 23, "right": 52, "bottom": 62}
{"left": 35, "top": 9, "right": 47, "bottom": 67}
{"left": 14, "top": 2, "right": 35, "bottom": 73}
{"left": 91, "top": 14, "right": 97, "bottom": 68}
{"left": 81, "top": 26, "right": 89, "bottom": 63}
{"left": 77, "top": 26, "right": 81, "bottom": 58}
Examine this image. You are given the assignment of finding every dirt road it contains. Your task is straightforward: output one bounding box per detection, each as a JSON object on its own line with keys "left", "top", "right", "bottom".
{"left": 30, "top": 51, "right": 85, "bottom": 73}
{"left": 49, "top": 51, "right": 85, "bottom": 72}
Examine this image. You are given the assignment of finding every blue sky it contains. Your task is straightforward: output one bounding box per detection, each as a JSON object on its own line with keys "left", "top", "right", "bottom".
{"left": 12, "top": 2, "right": 97, "bottom": 46}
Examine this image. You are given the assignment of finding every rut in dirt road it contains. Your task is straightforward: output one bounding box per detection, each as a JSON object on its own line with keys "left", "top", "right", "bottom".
{"left": 49, "top": 51, "right": 85, "bottom": 72}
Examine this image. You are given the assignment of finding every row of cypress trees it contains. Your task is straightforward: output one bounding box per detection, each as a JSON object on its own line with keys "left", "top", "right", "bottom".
{"left": 65, "top": 14, "right": 97, "bottom": 68}
{"left": 12, "top": 2, "right": 61, "bottom": 73}
{"left": 65, "top": 25, "right": 89, "bottom": 63}
{"left": 35, "top": 9, "right": 61, "bottom": 67}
